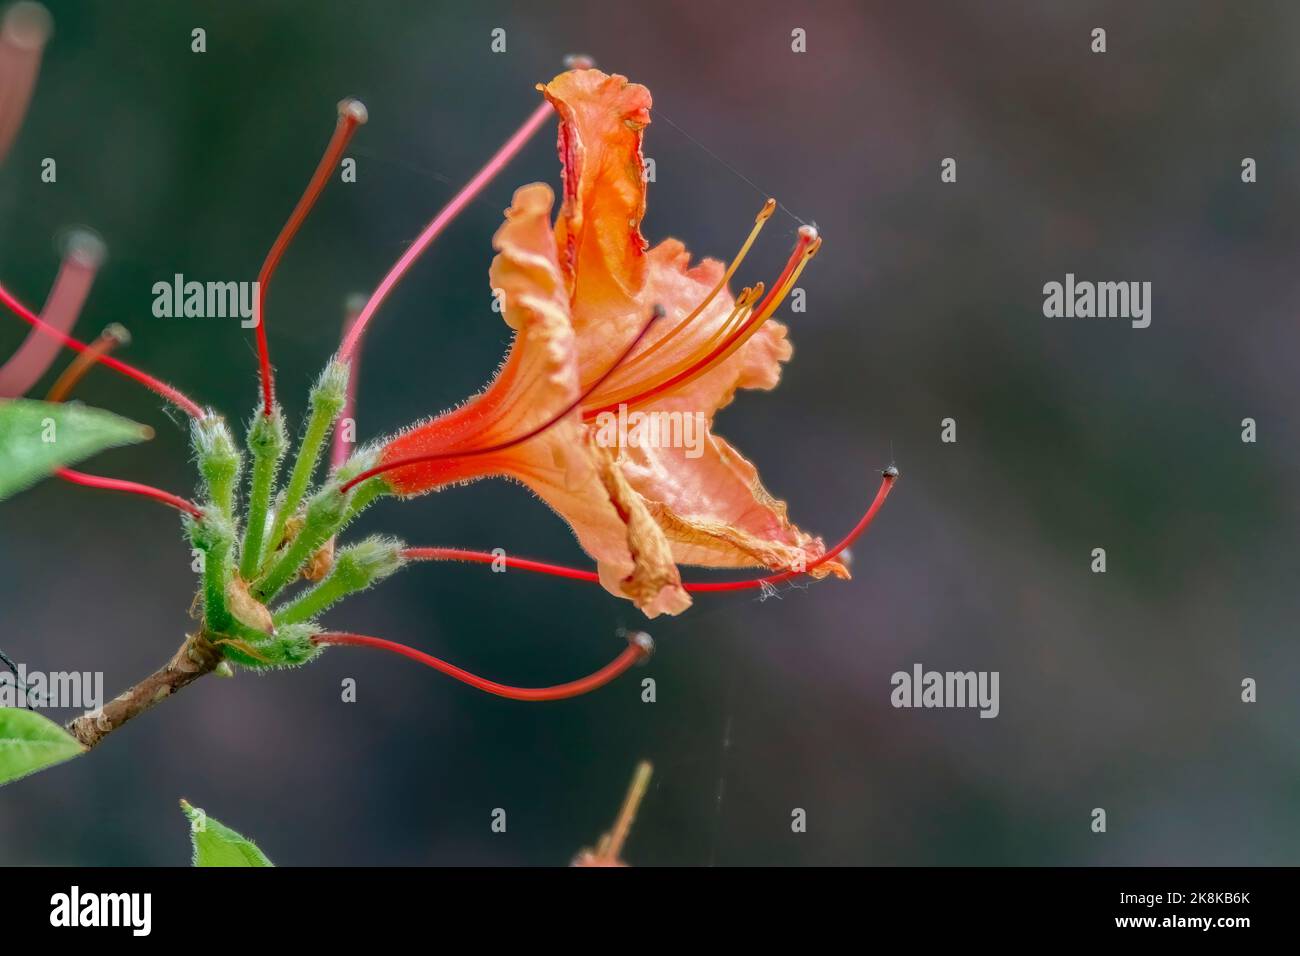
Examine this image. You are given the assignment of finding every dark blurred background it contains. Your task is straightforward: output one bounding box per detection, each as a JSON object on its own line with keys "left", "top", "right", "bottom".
{"left": 2, "top": 0, "right": 1298, "bottom": 865}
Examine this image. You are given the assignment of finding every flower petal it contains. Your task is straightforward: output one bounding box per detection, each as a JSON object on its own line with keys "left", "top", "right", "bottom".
{"left": 543, "top": 68, "right": 652, "bottom": 319}
{"left": 379, "top": 183, "right": 689, "bottom": 615}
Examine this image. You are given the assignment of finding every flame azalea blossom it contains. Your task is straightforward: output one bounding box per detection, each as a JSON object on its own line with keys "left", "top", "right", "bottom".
{"left": 372, "top": 69, "right": 846, "bottom": 617}
{"left": 2, "top": 19, "right": 896, "bottom": 763}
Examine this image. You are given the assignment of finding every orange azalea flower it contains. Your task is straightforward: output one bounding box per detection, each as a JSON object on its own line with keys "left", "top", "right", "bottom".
{"left": 364, "top": 69, "right": 848, "bottom": 617}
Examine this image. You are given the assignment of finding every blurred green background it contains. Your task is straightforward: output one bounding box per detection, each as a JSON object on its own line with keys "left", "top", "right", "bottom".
{"left": 1, "top": 0, "right": 1298, "bottom": 865}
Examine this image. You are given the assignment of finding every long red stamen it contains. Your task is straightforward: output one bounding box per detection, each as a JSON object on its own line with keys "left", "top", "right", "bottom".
{"left": 0, "top": 1, "right": 52, "bottom": 164}
{"left": 403, "top": 469, "right": 898, "bottom": 592}
{"left": 337, "top": 98, "right": 555, "bottom": 364}
{"left": 311, "top": 630, "right": 653, "bottom": 702}
{"left": 0, "top": 280, "right": 205, "bottom": 419}
{"left": 330, "top": 293, "right": 366, "bottom": 470}
{"left": 0, "top": 231, "right": 104, "bottom": 398}
{"left": 255, "top": 98, "right": 368, "bottom": 415}
{"left": 340, "top": 307, "right": 662, "bottom": 493}
{"left": 55, "top": 467, "right": 203, "bottom": 519}
{"left": 404, "top": 547, "right": 600, "bottom": 582}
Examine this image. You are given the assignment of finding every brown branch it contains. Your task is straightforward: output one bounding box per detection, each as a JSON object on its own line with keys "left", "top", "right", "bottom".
{"left": 66, "top": 631, "right": 223, "bottom": 749}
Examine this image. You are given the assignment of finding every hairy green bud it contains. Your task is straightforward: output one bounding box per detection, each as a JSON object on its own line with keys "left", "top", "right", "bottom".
{"left": 217, "top": 622, "right": 322, "bottom": 671}
{"left": 239, "top": 404, "right": 289, "bottom": 579}
{"left": 254, "top": 483, "right": 350, "bottom": 601}
{"left": 273, "top": 535, "right": 407, "bottom": 625}
{"left": 192, "top": 416, "right": 242, "bottom": 519}
{"left": 261, "top": 361, "right": 352, "bottom": 573}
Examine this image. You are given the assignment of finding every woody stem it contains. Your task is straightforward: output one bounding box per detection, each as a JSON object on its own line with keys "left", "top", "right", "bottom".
{"left": 66, "top": 632, "right": 224, "bottom": 750}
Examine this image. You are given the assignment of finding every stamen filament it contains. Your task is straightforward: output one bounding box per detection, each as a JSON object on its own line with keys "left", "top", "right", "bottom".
{"left": 583, "top": 285, "right": 760, "bottom": 417}
{"left": 403, "top": 469, "right": 897, "bottom": 592}
{"left": 55, "top": 467, "right": 203, "bottom": 519}
{"left": 330, "top": 293, "right": 367, "bottom": 470}
{"left": 0, "top": 231, "right": 104, "bottom": 399}
{"left": 254, "top": 98, "right": 368, "bottom": 415}
{"left": 0, "top": 280, "right": 205, "bottom": 419}
{"left": 0, "top": 1, "right": 52, "bottom": 163}
{"left": 611, "top": 199, "right": 775, "bottom": 378}
{"left": 45, "top": 323, "right": 129, "bottom": 402}
{"left": 603, "top": 229, "right": 820, "bottom": 416}
{"left": 311, "top": 630, "right": 652, "bottom": 702}
{"left": 337, "top": 98, "right": 555, "bottom": 364}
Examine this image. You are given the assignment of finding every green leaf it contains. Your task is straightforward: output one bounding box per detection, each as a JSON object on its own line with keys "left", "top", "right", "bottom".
{"left": 0, "top": 708, "right": 85, "bottom": 786}
{"left": 180, "top": 800, "right": 274, "bottom": 867}
{"left": 0, "top": 399, "right": 152, "bottom": 502}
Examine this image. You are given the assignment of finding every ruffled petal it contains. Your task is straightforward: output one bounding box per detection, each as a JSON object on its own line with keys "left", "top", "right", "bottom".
{"left": 379, "top": 183, "right": 689, "bottom": 615}
{"left": 543, "top": 69, "right": 652, "bottom": 322}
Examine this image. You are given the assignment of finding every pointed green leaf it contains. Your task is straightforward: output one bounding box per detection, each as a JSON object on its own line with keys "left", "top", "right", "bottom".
{"left": 180, "top": 800, "right": 274, "bottom": 867}
{"left": 0, "top": 399, "right": 152, "bottom": 501}
{"left": 0, "top": 708, "right": 85, "bottom": 786}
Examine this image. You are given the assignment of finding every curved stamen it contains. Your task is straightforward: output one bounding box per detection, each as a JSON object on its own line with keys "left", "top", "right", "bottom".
{"left": 0, "top": 230, "right": 104, "bottom": 399}
{"left": 586, "top": 226, "right": 820, "bottom": 419}
{"left": 0, "top": 1, "right": 52, "bottom": 163}
{"left": 330, "top": 293, "right": 367, "bottom": 470}
{"left": 340, "top": 306, "right": 662, "bottom": 493}
{"left": 403, "top": 469, "right": 898, "bottom": 592}
{"left": 311, "top": 630, "right": 653, "bottom": 701}
{"left": 583, "top": 284, "right": 761, "bottom": 416}
{"left": 337, "top": 98, "right": 555, "bottom": 364}
{"left": 255, "top": 98, "right": 368, "bottom": 415}
{"left": 45, "top": 323, "right": 129, "bottom": 402}
{"left": 0, "top": 280, "right": 205, "bottom": 419}
{"left": 55, "top": 467, "right": 203, "bottom": 519}
{"left": 609, "top": 199, "right": 775, "bottom": 379}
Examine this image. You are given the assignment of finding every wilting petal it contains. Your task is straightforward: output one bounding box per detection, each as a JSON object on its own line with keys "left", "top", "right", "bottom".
{"left": 543, "top": 69, "right": 651, "bottom": 321}
{"left": 541, "top": 68, "right": 837, "bottom": 578}
{"left": 621, "top": 422, "right": 845, "bottom": 578}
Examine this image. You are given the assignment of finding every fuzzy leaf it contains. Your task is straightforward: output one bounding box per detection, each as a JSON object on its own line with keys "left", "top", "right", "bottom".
{"left": 180, "top": 800, "right": 274, "bottom": 867}
{"left": 0, "top": 708, "right": 85, "bottom": 786}
{"left": 0, "top": 399, "right": 152, "bottom": 501}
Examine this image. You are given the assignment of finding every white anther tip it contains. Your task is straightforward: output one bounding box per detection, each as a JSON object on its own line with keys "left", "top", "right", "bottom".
{"left": 60, "top": 227, "right": 106, "bottom": 268}
{"left": 338, "top": 97, "right": 368, "bottom": 125}
{"left": 3, "top": 2, "right": 53, "bottom": 49}
{"left": 564, "top": 53, "right": 596, "bottom": 71}
{"left": 627, "top": 631, "right": 655, "bottom": 660}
